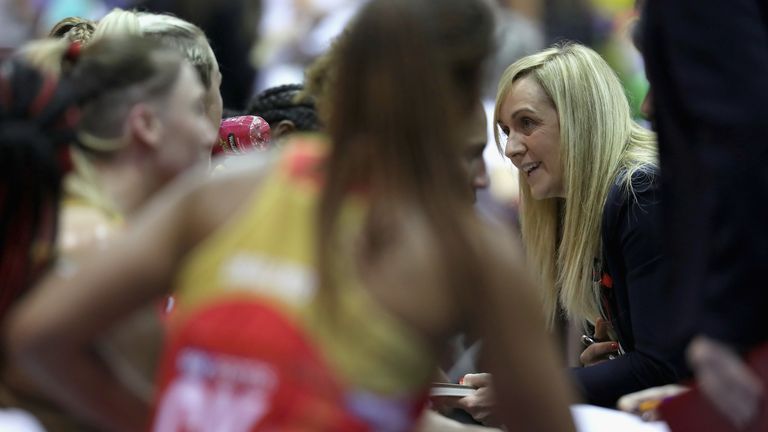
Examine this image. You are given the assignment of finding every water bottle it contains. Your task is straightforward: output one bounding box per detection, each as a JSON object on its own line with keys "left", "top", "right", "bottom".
{"left": 213, "top": 115, "right": 271, "bottom": 156}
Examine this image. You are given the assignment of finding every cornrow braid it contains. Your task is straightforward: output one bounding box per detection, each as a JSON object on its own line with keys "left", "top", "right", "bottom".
{"left": 0, "top": 59, "right": 80, "bottom": 320}
{"left": 246, "top": 84, "right": 319, "bottom": 132}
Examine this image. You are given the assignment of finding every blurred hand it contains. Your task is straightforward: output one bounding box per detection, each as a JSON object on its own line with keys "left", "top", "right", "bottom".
{"left": 617, "top": 384, "right": 689, "bottom": 421}
{"left": 580, "top": 318, "right": 619, "bottom": 366}
{"left": 688, "top": 336, "right": 764, "bottom": 429}
{"left": 456, "top": 373, "right": 500, "bottom": 426}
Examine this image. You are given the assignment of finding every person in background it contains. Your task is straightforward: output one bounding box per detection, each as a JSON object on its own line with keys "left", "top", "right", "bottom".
{"left": 10, "top": 34, "right": 215, "bottom": 423}
{"left": 32, "top": 12, "right": 224, "bottom": 402}
{"left": 21, "top": 30, "right": 216, "bottom": 248}
{"left": 246, "top": 81, "right": 487, "bottom": 196}
{"left": 0, "top": 40, "right": 189, "bottom": 431}
{"left": 0, "top": 57, "right": 79, "bottom": 327}
{"left": 244, "top": 83, "right": 319, "bottom": 142}
{"left": 6, "top": 0, "right": 577, "bottom": 431}
{"left": 641, "top": 0, "right": 768, "bottom": 428}
{"left": 457, "top": 42, "right": 687, "bottom": 425}
{"left": 0, "top": 57, "right": 82, "bottom": 432}
{"left": 41, "top": 10, "right": 223, "bottom": 252}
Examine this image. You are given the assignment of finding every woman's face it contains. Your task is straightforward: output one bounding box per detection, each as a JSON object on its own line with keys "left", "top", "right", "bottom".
{"left": 498, "top": 76, "right": 564, "bottom": 200}
{"left": 205, "top": 63, "right": 223, "bottom": 129}
{"left": 155, "top": 62, "right": 218, "bottom": 178}
{"left": 462, "top": 103, "right": 490, "bottom": 201}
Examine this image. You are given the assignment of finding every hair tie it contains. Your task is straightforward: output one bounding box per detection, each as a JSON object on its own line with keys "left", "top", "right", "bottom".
{"left": 65, "top": 41, "right": 82, "bottom": 63}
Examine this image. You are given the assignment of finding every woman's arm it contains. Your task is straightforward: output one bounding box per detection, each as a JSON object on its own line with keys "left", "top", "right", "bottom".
{"left": 5, "top": 160, "right": 271, "bottom": 431}
{"left": 416, "top": 410, "right": 502, "bottom": 432}
{"left": 57, "top": 201, "right": 164, "bottom": 403}
{"left": 4, "top": 172, "right": 204, "bottom": 431}
{"left": 467, "top": 223, "right": 577, "bottom": 431}
{"left": 361, "top": 211, "right": 575, "bottom": 430}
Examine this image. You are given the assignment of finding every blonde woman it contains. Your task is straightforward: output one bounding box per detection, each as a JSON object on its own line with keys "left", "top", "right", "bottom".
{"left": 45, "top": 10, "right": 223, "bottom": 243}
{"left": 31, "top": 9, "right": 223, "bottom": 275}
{"left": 92, "top": 9, "right": 223, "bottom": 129}
{"left": 458, "top": 43, "right": 688, "bottom": 420}
{"left": 6, "top": 34, "right": 215, "bottom": 431}
{"left": 16, "top": 10, "right": 225, "bottom": 408}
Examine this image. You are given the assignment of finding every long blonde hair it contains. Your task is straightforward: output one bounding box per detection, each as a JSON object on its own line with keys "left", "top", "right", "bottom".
{"left": 494, "top": 43, "right": 657, "bottom": 328}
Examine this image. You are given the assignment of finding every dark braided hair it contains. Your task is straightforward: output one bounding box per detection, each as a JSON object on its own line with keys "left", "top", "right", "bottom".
{"left": 245, "top": 84, "right": 319, "bottom": 132}
{"left": 0, "top": 59, "right": 80, "bottom": 320}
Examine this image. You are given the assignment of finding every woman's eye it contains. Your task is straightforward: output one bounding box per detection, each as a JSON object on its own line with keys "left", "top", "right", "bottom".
{"left": 521, "top": 117, "right": 534, "bottom": 130}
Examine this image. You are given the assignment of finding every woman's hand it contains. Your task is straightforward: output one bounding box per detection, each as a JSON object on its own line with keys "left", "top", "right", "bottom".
{"left": 688, "top": 336, "right": 764, "bottom": 429}
{"left": 580, "top": 318, "right": 619, "bottom": 366}
{"left": 456, "top": 373, "right": 500, "bottom": 426}
{"left": 580, "top": 341, "right": 619, "bottom": 366}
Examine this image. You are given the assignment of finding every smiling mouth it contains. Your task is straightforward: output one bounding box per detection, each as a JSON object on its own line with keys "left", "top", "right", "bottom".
{"left": 521, "top": 162, "right": 541, "bottom": 176}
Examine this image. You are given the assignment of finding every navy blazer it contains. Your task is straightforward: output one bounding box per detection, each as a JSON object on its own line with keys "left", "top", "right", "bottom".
{"left": 643, "top": 0, "right": 768, "bottom": 352}
{"left": 570, "top": 168, "right": 689, "bottom": 407}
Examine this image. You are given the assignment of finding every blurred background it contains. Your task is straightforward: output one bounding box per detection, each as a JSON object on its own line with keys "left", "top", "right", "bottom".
{"left": 0, "top": 0, "right": 647, "bottom": 207}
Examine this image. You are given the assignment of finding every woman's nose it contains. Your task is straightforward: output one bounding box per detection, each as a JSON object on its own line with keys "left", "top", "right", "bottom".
{"left": 504, "top": 133, "right": 526, "bottom": 161}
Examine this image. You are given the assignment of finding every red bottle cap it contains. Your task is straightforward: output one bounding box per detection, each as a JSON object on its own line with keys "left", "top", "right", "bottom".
{"left": 213, "top": 115, "right": 271, "bottom": 156}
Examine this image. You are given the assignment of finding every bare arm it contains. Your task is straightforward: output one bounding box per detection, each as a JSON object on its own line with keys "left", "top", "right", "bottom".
{"left": 416, "top": 410, "right": 502, "bottom": 432}
{"left": 58, "top": 201, "right": 160, "bottom": 403}
{"left": 361, "top": 210, "right": 575, "bottom": 431}
{"left": 467, "top": 223, "right": 577, "bottom": 432}
{"left": 5, "top": 174, "right": 200, "bottom": 431}
{"left": 4, "top": 163, "right": 267, "bottom": 431}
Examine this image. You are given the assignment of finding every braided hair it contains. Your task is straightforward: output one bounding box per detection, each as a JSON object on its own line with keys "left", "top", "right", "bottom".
{"left": 245, "top": 84, "right": 319, "bottom": 132}
{"left": 0, "top": 59, "right": 80, "bottom": 319}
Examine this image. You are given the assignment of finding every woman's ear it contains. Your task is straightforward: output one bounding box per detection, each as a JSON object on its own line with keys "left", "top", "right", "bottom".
{"left": 273, "top": 120, "right": 297, "bottom": 140}
{"left": 125, "top": 103, "right": 163, "bottom": 152}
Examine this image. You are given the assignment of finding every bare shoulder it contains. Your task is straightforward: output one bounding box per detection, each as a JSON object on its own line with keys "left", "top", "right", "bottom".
{"left": 383, "top": 211, "right": 445, "bottom": 285}
{"left": 380, "top": 213, "right": 527, "bottom": 297}
{"left": 475, "top": 218, "right": 526, "bottom": 272}
{"left": 151, "top": 153, "right": 277, "bottom": 243}
{"left": 471, "top": 217, "right": 541, "bottom": 310}
{"left": 361, "top": 210, "right": 458, "bottom": 342}
{"left": 59, "top": 204, "right": 118, "bottom": 256}
{"left": 380, "top": 214, "right": 530, "bottom": 340}
{"left": 193, "top": 162, "right": 271, "bottom": 219}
